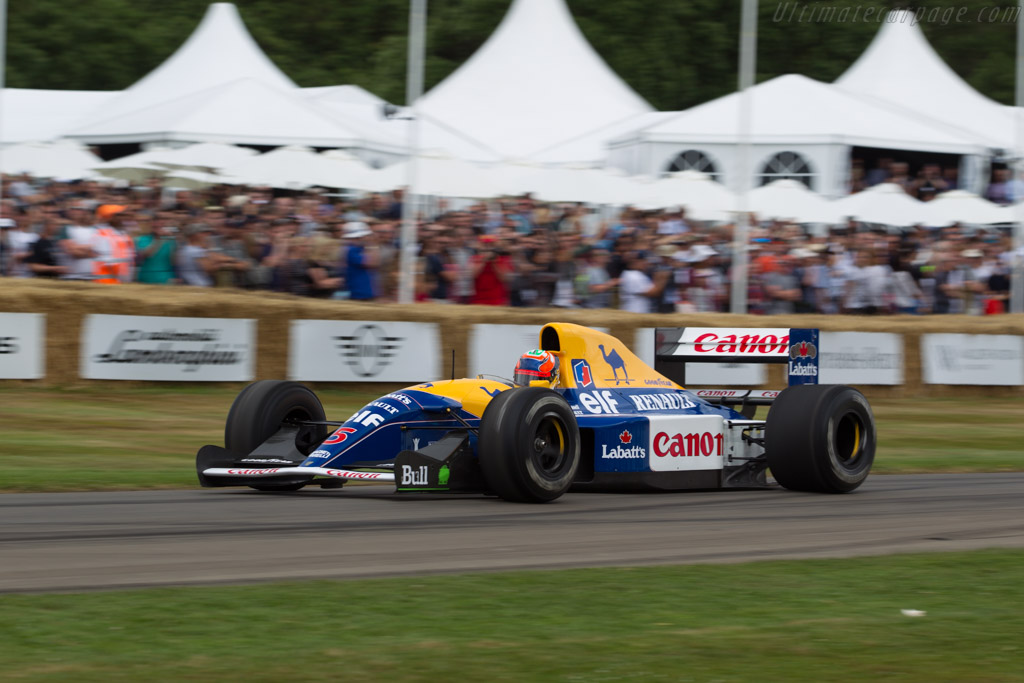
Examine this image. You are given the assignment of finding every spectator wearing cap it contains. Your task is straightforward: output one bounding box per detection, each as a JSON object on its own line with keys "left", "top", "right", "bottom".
{"left": 90, "top": 205, "right": 136, "bottom": 284}
{"left": 344, "top": 221, "right": 379, "bottom": 301}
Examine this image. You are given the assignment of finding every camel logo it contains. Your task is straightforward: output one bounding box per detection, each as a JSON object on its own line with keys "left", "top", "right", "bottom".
{"left": 597, "top": 344, "right": 632, "bottom": 385}
{"left": 572, "top": 359, "right": 594, "bottom": 387}
{"left": 335, "top": 324, "right": 403, "bottom": 378}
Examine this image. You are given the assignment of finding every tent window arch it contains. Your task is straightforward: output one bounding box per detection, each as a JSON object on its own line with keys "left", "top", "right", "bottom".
{"left": 759, "top": 151, "right": 814, "bottom": 189}
{"left": 666, "top": 150, "right": 719, "bottom": 180}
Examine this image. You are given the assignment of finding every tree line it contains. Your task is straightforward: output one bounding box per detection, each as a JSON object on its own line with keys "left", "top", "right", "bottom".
{"left": 7, "top": 0, "right": 1021, "bottom": 111}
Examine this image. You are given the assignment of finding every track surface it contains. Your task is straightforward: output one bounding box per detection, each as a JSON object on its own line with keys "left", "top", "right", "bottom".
{"left": 2, "top": 473, "right": 1022, "bottom": 593}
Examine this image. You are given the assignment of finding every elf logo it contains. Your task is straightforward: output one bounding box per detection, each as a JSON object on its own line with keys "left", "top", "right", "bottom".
{"left": 577, "top": 390, "right": 620, "bottom": 414}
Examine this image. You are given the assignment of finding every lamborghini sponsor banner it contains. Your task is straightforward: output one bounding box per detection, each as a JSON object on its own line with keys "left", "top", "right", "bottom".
{"left": 0, "top": 312, "right": 45, "bottom": 379}
{"left": 818, "top": 332, "right": 903, "bottom": 385}
{"left": 81, "top": 315, "right": 254, "bottom": 381}
{"left": 637, "top": 328, "right": 765, "bottom": 386}
{"left": 289, "top": 320, "right": 441, "bottom": 382}
{"left": 921, "top": 334, "right": 1024, "bottom": 386}
{"left": 469, "top": 324, "right": 607, "bottom": 379}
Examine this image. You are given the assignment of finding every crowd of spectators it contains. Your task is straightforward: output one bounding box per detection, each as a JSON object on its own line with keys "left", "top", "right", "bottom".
{"left": 0, "top": 173, "right": 1019, "bottom": 315}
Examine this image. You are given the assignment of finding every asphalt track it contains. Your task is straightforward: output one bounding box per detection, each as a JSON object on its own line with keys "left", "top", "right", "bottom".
{"left": 2, "top": 473, "right": 1022, "bottom": 593}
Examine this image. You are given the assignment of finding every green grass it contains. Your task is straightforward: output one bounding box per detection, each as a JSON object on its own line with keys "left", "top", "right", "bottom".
{"left": 1, "top": 550, "right": 1022, "bottom": 681}
{"left": 0, "top": 387, "right": 1022, "bottom": 491}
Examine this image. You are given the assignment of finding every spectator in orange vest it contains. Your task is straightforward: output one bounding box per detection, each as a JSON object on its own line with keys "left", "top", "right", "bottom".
{"left": 91, "top": 205, "right": 136, "bottom": 284}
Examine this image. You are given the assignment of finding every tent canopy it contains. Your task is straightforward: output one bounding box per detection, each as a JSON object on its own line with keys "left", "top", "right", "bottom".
{"left": 615, "top": 74, "right": 986, "bottom": 155}
{"left": 69, "top": 3, "right": 296, "bottom": 136}
{"left": 418, "top": 0, "right": 653, "bottom": 160}
{"left": 835, "top": 12, "right": 1014, "bottom": 150}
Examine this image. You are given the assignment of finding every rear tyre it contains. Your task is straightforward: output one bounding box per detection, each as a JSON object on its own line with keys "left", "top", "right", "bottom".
{"left": 765, "top": 384, "right": 875, "bottom": 493}
{"left": 224, "top": 380, "right": 327, "bottom": 492}
{"left": 479, "top": 387, "right": 580, "bottom": 503}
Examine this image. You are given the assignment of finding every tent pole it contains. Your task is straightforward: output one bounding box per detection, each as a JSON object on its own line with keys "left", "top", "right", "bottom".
{"left": 0, "top": 0, "right": 7, "bottom": 275}
{"left": 398, "top": 0, "right": 427, "bottom": 305}
{"left": 731, "top": 0, "right": 758, "bottom": 314}
{"left": 1013, "top": 0, "right": 1024, "bottom": 314}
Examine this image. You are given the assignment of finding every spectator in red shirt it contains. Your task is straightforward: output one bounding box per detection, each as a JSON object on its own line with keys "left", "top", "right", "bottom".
{"left": 470, "top": 235, "right": 512, "bottom": 305}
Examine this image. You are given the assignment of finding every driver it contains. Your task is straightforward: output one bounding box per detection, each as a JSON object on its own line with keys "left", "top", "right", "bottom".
{"left": 513, "top": 349, "right": 560, "bottom": 388}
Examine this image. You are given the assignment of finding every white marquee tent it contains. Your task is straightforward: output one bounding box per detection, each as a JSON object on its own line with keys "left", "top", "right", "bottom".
{"left": 607, "top": 74, "right": 988, "bottom": 198}
{"left": 417, "top": 0, "right": 654, "bottom": 161}
{"left": 834, "top": 11, "right": 1017, "bottom": 151}
{"left": 0, "top": 140, "right": 102, "bottom": 179}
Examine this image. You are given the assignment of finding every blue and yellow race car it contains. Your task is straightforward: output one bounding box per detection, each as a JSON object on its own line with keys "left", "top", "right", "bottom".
{"left": 197, "top": 322, "right": 876, "bottom": 503}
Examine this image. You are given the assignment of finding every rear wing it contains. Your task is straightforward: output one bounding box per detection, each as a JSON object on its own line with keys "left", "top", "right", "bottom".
{"left": 655, "top": 327, "right": 819, "bottom": 388}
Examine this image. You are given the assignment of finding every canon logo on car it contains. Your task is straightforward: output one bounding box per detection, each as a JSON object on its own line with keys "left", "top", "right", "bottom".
{"left": 693, "top": 333, "right": 789, "bottom": 355}
{"left": 653, "top": 431, "right": 724, "bottom": 458}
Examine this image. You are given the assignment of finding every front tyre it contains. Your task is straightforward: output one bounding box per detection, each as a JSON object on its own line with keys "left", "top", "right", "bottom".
{"left": 479, "top": 387, "right": 580, "bottom": 503}
{"left": 765, "top": 384, "right": 875, "bottom": 493}
{"left": 224, "top": 380, "right": 327, "bottom": 492}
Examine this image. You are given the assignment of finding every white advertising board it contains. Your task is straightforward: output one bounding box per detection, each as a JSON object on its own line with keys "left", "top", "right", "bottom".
{"left": 289, "top": 320, "right": 441, "bottom": 382}
{"left": 819, "top": 332, "right": 903, "bottom": 385}
{"left": 81, "top": 315, "right": 254, "bottom": 381}
{"left": 0, "top": 312, "right": 45, "bottom": 379}
{"left": 637, "top": 327, "right": 764, "bottom": 386}
{"left": 469, "top": 324, "right": 607, "bottom": 379}
{"left": 921, "top": 334, "right": 1024, "bottom": 386}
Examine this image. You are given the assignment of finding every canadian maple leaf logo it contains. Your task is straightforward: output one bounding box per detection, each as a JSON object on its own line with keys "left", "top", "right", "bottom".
{"left": 619, "top": 430, "right": 632, "bottom": 444}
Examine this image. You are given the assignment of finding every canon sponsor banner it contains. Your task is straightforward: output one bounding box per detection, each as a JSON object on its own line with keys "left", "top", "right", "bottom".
{"left": 469, "top": 324, "right": 607, "bottom": 378}
{"left": 81, "top": 315, "right": 254, "bottom": 381}
{"left": 648, "top": 415, "right": 725, "bottom": 472}
{"left": 921, "top": 334, "right": 1024, "bottom": 386}
{"left": 289, "top": 320, "right": 441, "bottom": 382}
{"left": 641, "top": 327, "right": 766, "bottom": 386}
{"left": 0, "top": 312, "right": 45, "bottom": 379}
{"left": 818, "top": 332, "right": 903, "bottom": 385}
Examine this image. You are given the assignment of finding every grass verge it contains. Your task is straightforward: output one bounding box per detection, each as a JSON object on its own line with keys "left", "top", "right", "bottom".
{"left": 0, "top": 386, "right": 1022, "bottom": 492}
{"left": 1, "top": 550, "right": 1022, "bottom": 681}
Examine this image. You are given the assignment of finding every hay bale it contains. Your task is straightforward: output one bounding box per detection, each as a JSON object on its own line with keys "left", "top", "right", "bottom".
{"left": 2, "top": 277, "right": 1023, "bottom": 396}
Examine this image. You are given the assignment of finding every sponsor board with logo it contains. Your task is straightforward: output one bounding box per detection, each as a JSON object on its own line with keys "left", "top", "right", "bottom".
{"left": 819, "top": 332, "right": 903, "bottom": 385}
{"left": 921, "top": 334, "right": 1024, "bottom": 386}
{"left": 0, "top": 312, "right": 45, "bottom": 379}
{"left": 648, "top": 415, "right": 725, "bottom": 472}
{"left": 289, "top": 320, "right": 441, "bottom": 382}
{"left": 639, "top": 328, "right": 765, "bottom": 386}
{"left": 81, "top": 315, "right": 254, "bottom": 381}
{"left": 469, "top": 324, "right": 608, "bottom": 380}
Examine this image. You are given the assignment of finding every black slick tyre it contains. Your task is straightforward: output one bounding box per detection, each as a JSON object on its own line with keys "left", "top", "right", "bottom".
{"left": 224, "top": 380, "right": 327, "bottom": 491}
{"left": 765, "top": 384, "right": 876, "bottom": 493}
{"left": 478, "top": 387, "right": 580, "bottom": 503}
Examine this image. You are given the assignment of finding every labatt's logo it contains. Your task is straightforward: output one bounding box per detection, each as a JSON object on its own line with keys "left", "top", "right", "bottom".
{"left": 693, "top": 332, "right": 789, "bottom": 355}
{"left": 601, "top": 430, "right": 646, "bottom": 459}
{"left": 788, "top": 339, "right": 818, "bottom": 377}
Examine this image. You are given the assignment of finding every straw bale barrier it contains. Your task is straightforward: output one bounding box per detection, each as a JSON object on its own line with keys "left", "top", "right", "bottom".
{"left": 3, "top": 277, "right": 1024, "bottom": 398}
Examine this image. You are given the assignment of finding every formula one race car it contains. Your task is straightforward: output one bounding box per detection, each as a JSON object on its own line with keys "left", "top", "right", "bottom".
{"left": 197, "top": 322, "right": 876, "bottom": 503}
